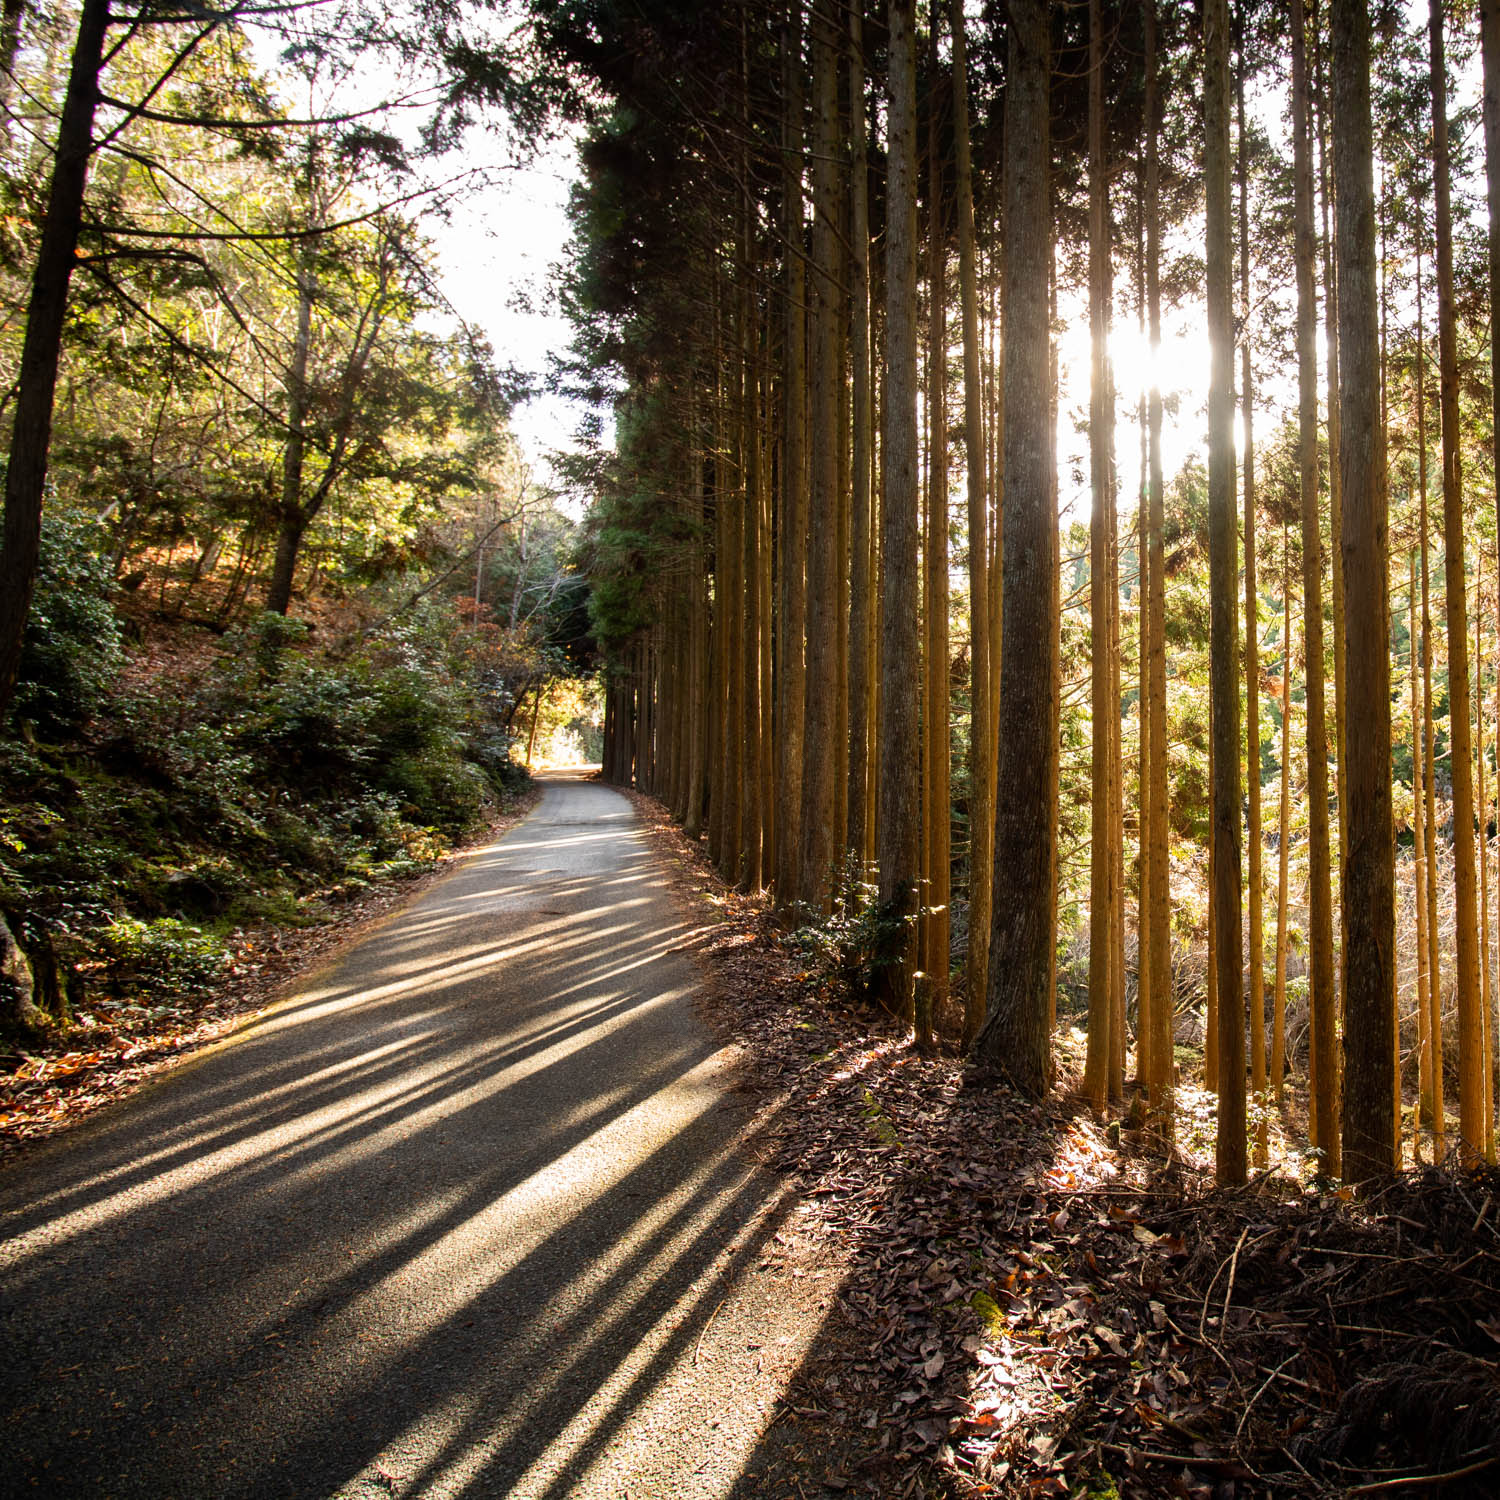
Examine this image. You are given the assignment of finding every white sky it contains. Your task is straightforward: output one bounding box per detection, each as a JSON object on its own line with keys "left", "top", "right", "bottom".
{"left": 434, "top": 133, "right": 591, "bottom": 498}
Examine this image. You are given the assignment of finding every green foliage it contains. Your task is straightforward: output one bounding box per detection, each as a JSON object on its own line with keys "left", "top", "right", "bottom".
{"left": 785, "top": 854, "right": 924, "bottom": 1003}
{"left": 785, "top": 855, "right": 884, "bottom": 994}
{"left": 0, "top": 591, "right": 538, "bottom": 1023}
{"left": 13, "top": 511, "right": 124, "bottom": 737}
{"left": 96, "top": 916, "right": 231, "bottom": 998}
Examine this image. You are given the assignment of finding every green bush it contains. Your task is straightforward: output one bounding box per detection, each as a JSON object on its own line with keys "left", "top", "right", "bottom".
{"left": 97, "top": 916, "right": 230, "bottom": 997}
{"left": 14, "top": 512, "right": 124, "bottom": 736}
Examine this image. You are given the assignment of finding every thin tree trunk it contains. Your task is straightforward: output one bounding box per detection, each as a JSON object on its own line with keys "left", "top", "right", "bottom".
{"left": 921, "top": 9, "right": 951, "bottom": 1044}
{"left": 1432, "top": 0, "right": 1485, "bottom": 1162}
{"left": 1477, "top": 562, "right": 1492, "bottom": 1156}
{"left": 847, "top": 0, "right": 874, "bottom": 873}
{"left": 953, "top": 0, "right": 990, "bottom": 1048}
{"left": 1412, "top": 560, "right": 1430, "bottom": 1153}
{"left": 1417, "top": 235, "right": 1445, "bottom": 1154}
{"left": 1293, "top": 0, "right": 1339, "bottom": 1174}
{"left": 1144, "top": 0, "right": 1173, "bottom": 1132}
{"left": 742, "top": 291, "right": 764, "bottom": 892}
{"left": 1239, "top": 43, "right": 1267, "bottom": 1167}
{"left": 1274, "top": 530, "right": 1293, "bottom": 1097}
{"left": 1085, "top": 0, "right": 1116, "bottom": 1108}
{"left": 1479, "top": 0, "right": 1500, "bottom": 1156}
{"left": 800, "top": 0, "right": 841, "bottom": 914}
{"left": 778, "top": 10, "right": 808, "bottom": 904}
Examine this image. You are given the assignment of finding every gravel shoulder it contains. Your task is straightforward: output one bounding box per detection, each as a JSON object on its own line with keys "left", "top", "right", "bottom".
{"left": 0, "top": 772, "right": 840, "bottom": 1499}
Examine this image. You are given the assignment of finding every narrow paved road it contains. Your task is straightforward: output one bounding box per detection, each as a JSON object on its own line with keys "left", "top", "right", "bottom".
{"left": 1, "top": 775, "right": 834, "bottom": 1498}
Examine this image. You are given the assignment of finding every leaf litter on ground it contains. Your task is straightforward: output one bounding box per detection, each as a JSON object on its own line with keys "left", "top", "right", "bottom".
{"left": 625, "top": 787, "right": 1500, "bottom": 1500}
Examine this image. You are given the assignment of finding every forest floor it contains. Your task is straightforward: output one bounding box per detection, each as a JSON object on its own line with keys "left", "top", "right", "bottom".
{"left": 625, "top": 793, "right": 1500, "bottom": 1500}
{"left": 0, "top": 784, "right": 540, "bottom": 1161}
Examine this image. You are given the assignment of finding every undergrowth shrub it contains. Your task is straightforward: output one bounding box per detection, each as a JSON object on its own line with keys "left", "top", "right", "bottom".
{"left": 1, "top": 583, "right": 545, "bottom": 1025}
{"left": 96, "top": 916, "right": 231, "bottom": 997}
{"left": 13, "top": 511, "right": 124, "bottom": 737}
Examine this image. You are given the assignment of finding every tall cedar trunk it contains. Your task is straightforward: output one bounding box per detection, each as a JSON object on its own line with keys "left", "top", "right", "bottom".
{"left": 1274, "top": 530, "right": 1293, "bottom": 1096}
{"left": 875, "top": 0, "right": 921, "bottom": 1020}
{"left": 760, "top": 379, "right": 776, "bottom": 884}
{"left": 686, "top": 401, "right": 708, "bottom": 840}
{"left": 1144, "top": 0, "right": 1173, "bottom": 1129}
{"left": 1085, "top": 0, "right": 1115, "bottom": 1108}
{"left": 1417, "top": 246, "right": 1445, "bottom": 1153}
{"left": 1206, "top": 0, "right": 1246, "bottom": 1185}
{"left": 1292, "top": 0, "right": 1339, "bottom": 1173}
{"left": 1411, "top": 559, "right": 1431, "bottom": 1145}
{"left": 1107, "top": 397, "right": 1126, "bottom": 1104}
{"left": 988, "top": 250, "right": 1004, "bottom": 802}
{"left": 1333, "top": 0, "right": 1395, "bottom": 1182}
{"left": 742, "top": 293, "right": 764, "bottom": 892}
{"left": 921, "top": 11, "right": 951, "bottom": 1043}
{"left": 1478, "top": 565, "right": 1493, "bottom": 1157}
{"left": 1238, "top": 44, "right": 1267, "bottom": 1166}
{"left": 1315, "top": 6, "right": 1347, "bottom": 1015}
{"left": 800, "top": 0, "right": 841, "bottom": 914}
{"left": 0, "top": 0, "right": 110, "bottom": 714}
{"left": 1431, "top": 0, "right": 1485, "bottom": 1161}
{"left": 777, "top": 10, "right": 808, "bottom": 904}
{"left": 1135, "top": 174, "right": 1153, "bottom": 1099}
{"left": 1481, "top": 0, "right": 1500, "bottom": 1153}
{"left": 708, "top": 319, "right": 727, "bottom": 869}
{"left": 976, "top": 0, "right": 1055, "bottom": 1095}
{"left": 952, "top": 0, "right": 989, "bottom": 1047}
{"left": 847, "top": 0, "right": 875, "bottom": 870}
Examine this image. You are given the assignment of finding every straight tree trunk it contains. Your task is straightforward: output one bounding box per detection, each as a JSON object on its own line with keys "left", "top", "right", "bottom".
{"left": 975, "top": 0, "right": 1056, "bottom": 1096}
{"left": 686, "top": 403, "right": 708, "bottom": 840}
{"left": 847, "top": 0, "right": 875, "bottom": 871}
{"left": 777, "top": 11, "right": 808, "bottom": 905}
{"left": 921, "top": 10, "right": 951, "bottom": 1043}
{"left": 953, "top": 0, "right": 990, "bottom": 1047}
{"left": 1477, "top": 565, "right": 1492, "bottom": 1155}
{"left": 1431, "top": 0, "right": 1485, "bottom": 1162}
{"left": 1333, "top": 0, "right": 1396, "bottom": 1182}
{"left": 1144, "top": 0, "right": 1173, "bottom": 1131}
{"left": 800, "top": 0, "right": 842, "bottom": 914}
{"left": 1412, "top": 560, "right": 1430, "bottom": 1151}
{"left": 1206, "top": 0, "right": 1246, "bottom": 1185}
{"left": 1293, "top": 0, "right": 1339, "bottom": 1174}
{"left": 0, "top": 0, "right": 111, "bottom": 714}
{"left": 1315, "top": 5, "right": 1348, "bottom": 1010}
{"left": 1239, "top": 46, "right": 1267, "bottom": 1167}
{"left": 1274, "top": 532, "right": 1293, "bottom": 1096}
{"left": 1414, "top": 240, "right": 1445, "bottom": 1152}
{"left": 742, "top": 292, "right": 764, "bottom": 892}
{"left": 1085, "top": 0, "right": 1116, "bottom": 1108}
{"left": 1479, "top": 0, "right": 1500, "bottom": 1155}
{"left": 874, "top": 0, "right": 922, "bottom": 1020}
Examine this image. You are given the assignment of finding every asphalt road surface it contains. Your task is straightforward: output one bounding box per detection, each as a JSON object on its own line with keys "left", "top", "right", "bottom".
{"left": 1, "top": 773, "right": 835, "bottom": 1498}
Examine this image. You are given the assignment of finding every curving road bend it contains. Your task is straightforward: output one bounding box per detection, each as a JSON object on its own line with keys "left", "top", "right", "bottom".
{"left": 0, "top": 773, "right": 834, "bottom": 1498}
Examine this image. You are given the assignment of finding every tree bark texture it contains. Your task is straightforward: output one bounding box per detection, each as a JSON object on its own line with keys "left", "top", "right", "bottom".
{"left": 976, "top": 0, "right": 1055, "bottom": 1096}
{"left": 874, "top": 0, "right": 921, "bottom": 1021}
{"left": 1333, "top": 0, "right": 1395, "bottom": 1183}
